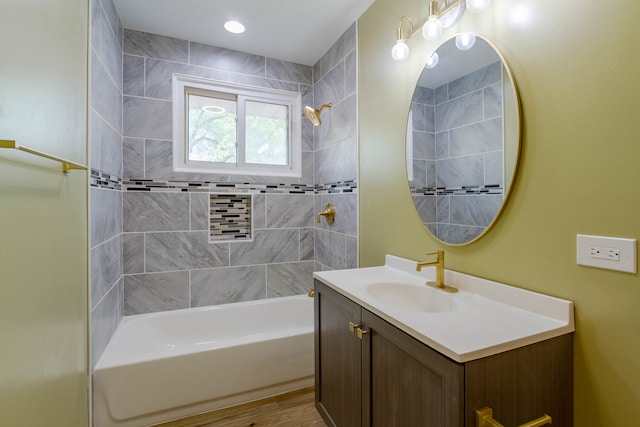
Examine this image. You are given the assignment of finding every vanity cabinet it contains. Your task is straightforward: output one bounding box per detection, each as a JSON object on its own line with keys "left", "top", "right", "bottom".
{"left": 314, "top": 279, "right": 363, "bottom": 427}
{"left": 314, "top": 279, "right": 573, "bottom": 427}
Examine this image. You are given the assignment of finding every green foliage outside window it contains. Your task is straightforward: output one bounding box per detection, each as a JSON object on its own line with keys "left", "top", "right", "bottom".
{"left": 246, "top": 104, "right": 288, "bottom": 166}
{"left": 188, "top": 95, "right": 289, "bottom": 166}
{"left": 188, "top": 106, "right": 237, "bottom": 163}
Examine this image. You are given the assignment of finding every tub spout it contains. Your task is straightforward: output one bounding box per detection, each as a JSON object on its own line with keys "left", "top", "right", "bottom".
{"left": 308, "top": 288, "right": 315, "bottom": 297}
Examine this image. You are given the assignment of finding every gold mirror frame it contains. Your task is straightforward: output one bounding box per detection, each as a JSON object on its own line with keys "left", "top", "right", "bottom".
{"left": 406, "top": 34, "right": 522, "bottom": 246}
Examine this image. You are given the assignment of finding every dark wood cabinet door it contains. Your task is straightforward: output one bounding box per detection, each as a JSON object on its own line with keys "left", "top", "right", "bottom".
{"left": 315, "top": 281, "right": 363, "bottom": 427}
{"left": 361, "top": 309, "right": 464, "bottom": 427}
{"left": 464, "top": 333, "right": 573, "bottom": 427}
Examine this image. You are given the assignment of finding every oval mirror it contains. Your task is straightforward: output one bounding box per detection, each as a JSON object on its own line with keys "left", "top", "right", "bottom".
{"left": 407, "top": 34, "right": 521, "bottom": 245}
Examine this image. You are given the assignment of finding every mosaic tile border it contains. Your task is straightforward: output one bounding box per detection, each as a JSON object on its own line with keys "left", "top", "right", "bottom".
{"left": 90, "top": 169, "right": 122, "bottom": 190}
{"left": 90, "top": 169, "right": 358, "bottom": 194}
{"left": 315, "top": 180, "right": 358, "bottom": 194}
{"left": 120, "top": 179, "right": 358, "bottom": 194}
{"left": 122, "top": 180, "right": 315, "bottom": 194}
{"left": 411, "top": 184, "right": 503, "bottom": 196}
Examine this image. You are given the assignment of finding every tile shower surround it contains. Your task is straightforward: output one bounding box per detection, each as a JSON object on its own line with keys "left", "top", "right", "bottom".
{"left": 121, "top": 27, "right": 357, "bottom": 185}
{"left": 120, "top": 24, "right": 357, "bottom": 196}
{"left": 116, "top": 180, "right": 357, "bottom": 315}
{"left": 115, "top": 25, "right": 358, "bottom": 315}
{"left": 410, "top": 61, "right": 504, "bottom": 244}
{"left": 89, "top": 13, "right": 358, "bottom": 365}
{"left": 90, "top": 174, "right": 359, "bottom": 316}
{"left": 89, "top": 0, "right": 124, "bottom": 367}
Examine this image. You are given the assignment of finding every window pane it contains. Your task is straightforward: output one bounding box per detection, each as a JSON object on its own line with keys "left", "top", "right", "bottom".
{"left": 187, "top": 93, "right": 237, "bottom": 163}
{"left": 245, "top": 100, "right": 288, "bottom": 166}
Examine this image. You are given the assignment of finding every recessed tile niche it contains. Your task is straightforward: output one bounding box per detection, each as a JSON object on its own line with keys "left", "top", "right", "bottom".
{"left": 209, "top": 194, "right": 252, "bottom": 242}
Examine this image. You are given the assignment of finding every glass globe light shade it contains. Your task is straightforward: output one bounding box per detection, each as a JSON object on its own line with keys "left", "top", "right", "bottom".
{"left": 422, "top": 16, "right": 443, "bottom": 40}
{"left": 466, "top": 0, "right": 492, "bottom": 13}
{"left": 391, "top": 40, "right": 410, "bottom": 61}
{"left": 455, "top": 33, "right": 476, "bottom": 50}
{"left": 440, "top": 1, "right": 465, "bottom": 28}
{"left": 426, "top": 52, "right": 439, "bottom": 69}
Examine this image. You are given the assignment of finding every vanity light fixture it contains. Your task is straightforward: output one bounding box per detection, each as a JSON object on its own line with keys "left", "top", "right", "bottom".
{"left": 466, "top": 0, "right": 492, "bottom": 13}
{"left": 426, "top": 52, "right": 439, "bottom": 68}
{"left": 392, "top": 0, "right": 492, "bottom": 61}
{"left": 455, "top": 32, "right": 476, "bottom": 50}
{"left": 422, "top": 0, "right": 444, "bottom": 40}
{"left": 391, "top": 16, "right": 412, "bottom": 61}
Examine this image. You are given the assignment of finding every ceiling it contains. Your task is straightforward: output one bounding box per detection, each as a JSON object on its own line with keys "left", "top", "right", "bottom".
{"left": 418, "top": 37, "right": 500, "bottom": 89}
{"left": 113, "top": 0, "right": 376, "bottom": 66}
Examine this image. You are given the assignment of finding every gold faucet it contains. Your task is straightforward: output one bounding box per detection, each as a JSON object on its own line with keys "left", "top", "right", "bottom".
{"left": 416, "top": 251, "right": 458, "bottom": 293}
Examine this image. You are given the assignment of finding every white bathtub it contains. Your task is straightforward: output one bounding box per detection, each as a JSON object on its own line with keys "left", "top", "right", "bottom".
{"left": 93, "top": 295, "right": 314, "bottom": 427}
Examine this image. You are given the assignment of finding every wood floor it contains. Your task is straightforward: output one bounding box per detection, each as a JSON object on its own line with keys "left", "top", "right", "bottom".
{"left": 154, "top": 387, "right": 326, "bottom": 427}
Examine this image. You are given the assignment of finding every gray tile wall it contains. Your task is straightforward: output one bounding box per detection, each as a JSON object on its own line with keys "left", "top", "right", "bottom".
{"left": 119, "top": 25, "right": 359, "bottom": 313}
{"left": 119, "top": 29, "right": 321, "bottom": 315}
{"left": 89, "top": 0, "right": 123, "bottom": 367}
{"left": 435, "top": 61, "right": 504, "bottom": 188}
{"left": 313, "top": 24, "right": 358, "bottom": 185}
{"left": 122, "top": 191, "right": 316, "bottom": 315}
{"left": 410, "top": 85, "right": 437, "bottom": 189}
{"left": 313, "top": 24, "right": 359, "bottom": 271}
{"left": 411, "top": 62, "right": 504, "bottom": 243}
{"left": 121, "top": 28, "right": 314, "bottom": 185}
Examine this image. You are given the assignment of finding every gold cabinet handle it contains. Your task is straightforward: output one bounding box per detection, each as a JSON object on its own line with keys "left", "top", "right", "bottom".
{"left": 519, "top": 415, "right": 552, "bottom": 427}
{"left": 356, "top": 327, "right": 369, "bottom": 340}
{"left": 476, "top": 407, "right": 552, "bottom": 427}
{"left": 349, "top": 321, "right": 360, "bottom": 333}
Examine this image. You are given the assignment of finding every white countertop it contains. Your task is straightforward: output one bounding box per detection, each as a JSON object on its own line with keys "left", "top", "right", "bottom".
{"left": 313, "top": 255, "right": 574, "bottom": 363}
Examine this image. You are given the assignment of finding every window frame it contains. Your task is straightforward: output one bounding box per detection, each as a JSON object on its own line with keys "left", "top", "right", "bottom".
{"left": 172, "top": 75, "right": 302, "bottom": 177}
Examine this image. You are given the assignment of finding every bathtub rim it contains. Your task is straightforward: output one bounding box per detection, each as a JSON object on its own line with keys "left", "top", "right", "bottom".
{"left": 94, "top": 294, "right": 313, "bottom": 370}
{"left": 117, "top": 293, "right": 312, "bottom": 324}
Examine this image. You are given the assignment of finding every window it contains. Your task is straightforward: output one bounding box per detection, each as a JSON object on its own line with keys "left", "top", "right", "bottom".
{"left": 173, "top": 75, "right": 301, "bottom": 177}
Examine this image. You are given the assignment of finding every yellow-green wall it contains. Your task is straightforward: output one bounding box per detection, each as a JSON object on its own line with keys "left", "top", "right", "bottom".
{"left": 359, "top": 0, "right": 639, "bottom": 425}
{"left": 0, "top": 1, "right": 89, "bottom": 425}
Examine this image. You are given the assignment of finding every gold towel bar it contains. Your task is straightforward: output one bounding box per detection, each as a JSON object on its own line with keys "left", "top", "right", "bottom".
{"left": 476, "top": 407, "right": 552, "bottom": 427}
{"left": 0, "top": 139, "right": 87, "bottom": 173}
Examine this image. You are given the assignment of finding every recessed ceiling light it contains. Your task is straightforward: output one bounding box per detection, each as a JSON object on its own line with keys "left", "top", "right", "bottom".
{"left": 224, "top": 21, "right": 245, "bottom": 34}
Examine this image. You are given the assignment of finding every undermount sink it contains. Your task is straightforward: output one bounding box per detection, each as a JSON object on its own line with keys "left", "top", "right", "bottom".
{"left": 366, "top": 282, "right": 458, "bottom": 313}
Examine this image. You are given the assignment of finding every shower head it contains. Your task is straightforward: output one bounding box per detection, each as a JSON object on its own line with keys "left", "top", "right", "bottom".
{"left": 304, "top": 103, "right": 332, "bottom": 126}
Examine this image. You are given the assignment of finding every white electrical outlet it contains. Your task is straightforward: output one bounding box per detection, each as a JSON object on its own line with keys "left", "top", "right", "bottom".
{"left": 589, "top": 245, "right": 620, "bottom": 261}
{"left": 577, "top": 234, "right": 637, "bottom": 273}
